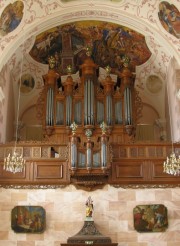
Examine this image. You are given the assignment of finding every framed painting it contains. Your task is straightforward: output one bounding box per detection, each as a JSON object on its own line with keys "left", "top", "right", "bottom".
{"left": 133, "top": 204, "right": 168, "bottom": 232}
{"left": 0, "top": 1, "right": 24, "bottom": 36}
{"left": 20, "top": 74, "right": 35, "bottom": 94}
{"left": 11, "top": 206, "right": 46, "bottom": 233}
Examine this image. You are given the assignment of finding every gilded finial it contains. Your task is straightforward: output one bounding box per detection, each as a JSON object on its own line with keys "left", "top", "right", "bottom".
{"left": 122, "top": 55, "right": 130, "bottom": 67}
{"left": 100, "top": 121, "right": 107, "bottom": 134}
{"left": 86, "top": 46, "right": 92, "bottom": 57}
{"left": 85, "top": 129, "right": 93, "bottom": 140}
{"left": 48, "top": 56, "right": 56, "bottom": 69}
{"left": 105, "top": 65, "right": 111, "bottom": 75}
{"left": 70, "top": 122, "right": 78, "bottom": 135}
{"left": 66, "top": 65, "right": 72, "bottom": 75}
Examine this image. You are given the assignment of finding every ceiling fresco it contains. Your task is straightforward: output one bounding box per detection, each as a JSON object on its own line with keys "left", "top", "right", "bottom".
{"left": 0, "top": 1, "right": 24, "bottom": 36}
{"left": 158, "top": 1, "right": 180, "bottom": 39}
{"left": 29, "top": 21, "right": 151, "bottom": 74}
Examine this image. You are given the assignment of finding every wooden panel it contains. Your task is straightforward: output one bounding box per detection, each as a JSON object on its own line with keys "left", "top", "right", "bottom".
{"left": 0, "top": 161, "right": 69, "bottom": 185}
{"left": 35, "top": 164, "right": 63, "bottom": 179}
{"left": 111, "top": 146, "right": 120, "bottom": 158}
{"left": 111, "top": 161, "right": 144, "bottom": 182}
{"left": 32, "top": 147, "right": 41, "bottom": 158}
{"left": 0, "top": 162, "right": 31, "bottom": 181}
{"left": 130, "top": 147, "right": 138, "bottom": 158}
{"left": 33, "top": 161, "right": 67, "bottom": 181}
{"left": 151, "top": 161, "right": 180, "bottom": 181}
{"left": 0, "top": 143, "right": 180, "bottom": 188}
{"left": 138, "top": 147, "right": 145, "bottom": 157}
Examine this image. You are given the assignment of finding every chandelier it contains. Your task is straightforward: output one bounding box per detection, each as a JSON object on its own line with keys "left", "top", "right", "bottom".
{"left": 163, "top": 152, "right": 180, "bottom": 176}
{"left": 3, "top": 38, "right": 26, "bottom": 174}
{"left": 4, "top": 152, "right": 25, "bottom": 173}
{"left": 163, "top": 81, "right": 180, "bottom": 176}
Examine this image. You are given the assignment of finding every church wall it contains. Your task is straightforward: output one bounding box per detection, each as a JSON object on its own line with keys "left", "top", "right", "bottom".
{"left": 0, "top": 65, "right": 15, "bottom": 143}
{"left": 5, "top": 73, "right": 15, "bottom": 143}
{"left": 167, "top": 60, "right": 180, "bottom": 142}
{"left": 0, "top": 186, "right": 180, "bottom": 246}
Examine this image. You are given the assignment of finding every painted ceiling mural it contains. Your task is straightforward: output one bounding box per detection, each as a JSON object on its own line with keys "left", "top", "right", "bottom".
{"left": 30, "top": 21, "right": 151, "bottom": 74}
{"left": 0, "top": 1, "right": 24, "bottom": 36}
{"left": 158, "top": 1, "right": 180, "bottom": 39}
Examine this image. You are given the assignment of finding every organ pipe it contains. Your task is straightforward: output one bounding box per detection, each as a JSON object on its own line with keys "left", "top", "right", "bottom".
{"left": 46, "top": 88, "right": 54, "bottom": 126}
{"left": 86, "top": 139, "right": 93, "bottom": 169}
{"left": 56, "top": 101, "right": 64, "bottom": 125}
{"left": 115, "top": 101, "right": 123, "bottom": 124}
{"left": 69, "top": 122, "right": 78, "bottom": 169}
{"left": 86, "top": 147, "right": 92, "bottom": 168}
{"left": 80, "top": 53, "right": 98, "bottom": 127}
{"left": 64, "top": 74, "right": 73, "bottom": 126}
{"left": 102, "top": 73, "right": 114, "bottom": 126}
{"left": 66, "top": 95, "right": 72, "bottom": 126}
{"left": 46, "top": 89, "right": 49, "bottom": 125}
{"left": 119, "top": 57, "right": 134, "bottom": 126}
{"left": 97, "top": 101, "right": 104, "bottom": 124}
{"left": 70, "top": 136, "right": 78, "bottom": 168}
{"left": 101, "top": 143, "right": 107, "bottom": 167}
{"left": 124, "top": 87, "right": 132, "bottom": 125}
{"left": 106, "top": 95, "right": 112, "bottom": 126}
{"left": 43, "top": 57, "right": 59, "bottom": 131}
{"left": 84, "top": 78, "right": 94, "bottom": 125}
{"left": 74, "top": 101, "right": 82, "bottom": 124}
{"left": 100, "top": 122, "right": 108, "bottom": 168}
{"left": 51, "top": 88, "right": 53, "bottom": 125}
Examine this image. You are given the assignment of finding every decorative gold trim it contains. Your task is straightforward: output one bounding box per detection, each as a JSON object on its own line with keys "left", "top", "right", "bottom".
{"left": 0, "top": 183, "right": 180, "bottom": 190}
{"left": 73, "top": 182, "right": 106, "bottom": 191}
{"left": 0, "top": 184, "right": 67, "bottom": 189}
{"left": 112, "top": 184, "right": 180, "bottom": 189}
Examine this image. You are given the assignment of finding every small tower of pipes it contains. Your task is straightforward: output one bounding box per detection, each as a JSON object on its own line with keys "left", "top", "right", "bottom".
{"left": 43, "top": 56, "right": 59, "bottom": 136}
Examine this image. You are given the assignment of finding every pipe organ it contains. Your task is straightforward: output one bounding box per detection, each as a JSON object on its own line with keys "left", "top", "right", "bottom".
{"left": 40, "top": 51, "right": 140, "bottom": 181}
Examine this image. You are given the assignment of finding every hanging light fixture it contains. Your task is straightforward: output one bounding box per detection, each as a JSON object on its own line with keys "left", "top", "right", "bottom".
{"left": 163, "top": 152, "right": 180, "bottom": 176}
{"left": 4, "top": 151, "right": 26, "bottom": 173}
{"left": 3, "top": 38, "right": 26, "bottom": 174}
{"left": 163, "top": 81, "right": 180, "bottom": 175}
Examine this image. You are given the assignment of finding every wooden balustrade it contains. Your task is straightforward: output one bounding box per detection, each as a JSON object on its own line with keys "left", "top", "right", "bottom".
{"left": 0, "top": 142, "right": 180, "bottom": 189}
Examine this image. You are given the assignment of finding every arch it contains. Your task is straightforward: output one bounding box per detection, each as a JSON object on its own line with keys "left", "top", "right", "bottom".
{"left": 0, "top": 7, "right": 179, "bottom": 71}
{"left": 141, "top": 102, "right": 160, "bottom": 124}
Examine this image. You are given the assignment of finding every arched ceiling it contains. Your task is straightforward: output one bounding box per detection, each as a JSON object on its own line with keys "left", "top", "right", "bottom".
{"left": 0, "top": 0, "right": 179, "bottom": 138}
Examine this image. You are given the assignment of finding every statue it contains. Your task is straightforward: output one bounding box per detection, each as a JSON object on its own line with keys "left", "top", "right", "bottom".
{"left": 48, "top": 56, "right": 56, "bottom": 69}
{"left": 100, "top": 121, "right": 107, "bottom": 135}
{"left": 70, "top": 122, "right": 78, "bottom": 135}
{"left": 85, "top": 196, "right": 93, "bottom": 218}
